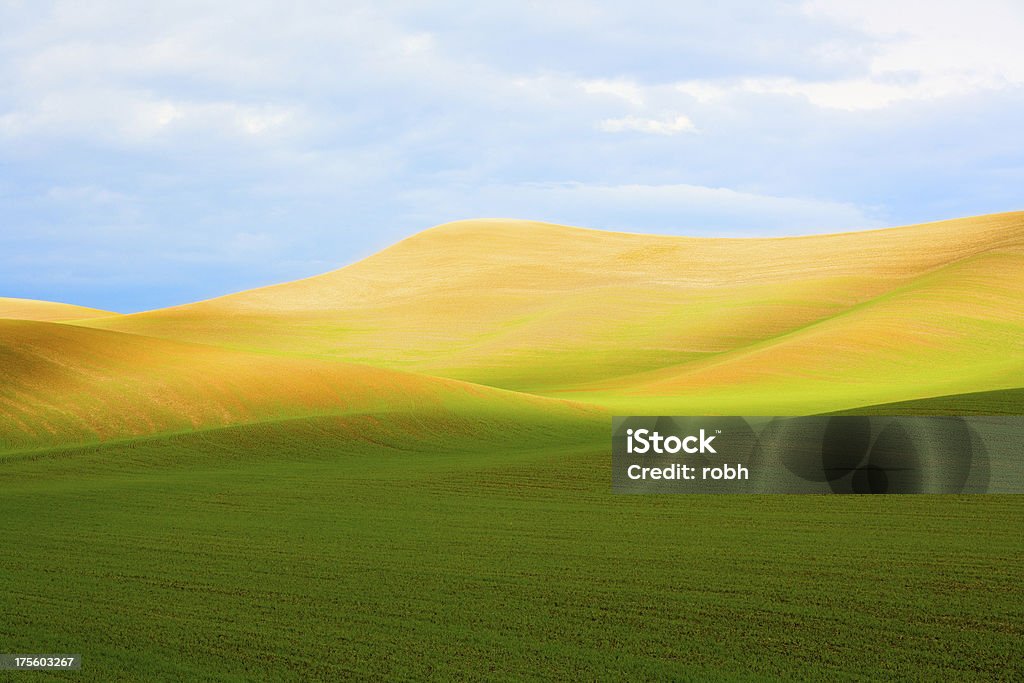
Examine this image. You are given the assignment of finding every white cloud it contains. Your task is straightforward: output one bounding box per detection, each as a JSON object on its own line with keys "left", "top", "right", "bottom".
{"left": 660, "top": 1, "right": 1024, "bottom": 111}
{"left": 674, "top": 81, "right": 726, "bottom": 104}
{"left": 0, "top": 88, "right": 299, "bottom": 143}
{"left": 795, "top": 0, "right": 1024, "bottom": 107}
{"left": 402, "top": 181, "right": 881, "bottom": 236}
{"left": 598, "top": 114, "right": 696, "bottom": 135}
{"left": 579, "top": 78, "right": 645, "bottom": 106}
{"left": 737, "top": 77, "right": 931, "bottom": 110}
{"left": 803, "top": 0, "right": 1024, "bottom": 83}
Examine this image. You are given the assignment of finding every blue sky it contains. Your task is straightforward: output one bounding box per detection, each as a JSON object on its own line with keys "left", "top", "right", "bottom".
{"left": 2, "top": 0, "right": 1023, "bottom": 312}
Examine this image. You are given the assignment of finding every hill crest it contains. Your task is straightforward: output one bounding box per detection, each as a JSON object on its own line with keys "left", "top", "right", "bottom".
{"left": 0, "top": 297, "right": 118, "bottom": 322}
{"left": 75, "top": 211, "right": 1024, "bottom": 410}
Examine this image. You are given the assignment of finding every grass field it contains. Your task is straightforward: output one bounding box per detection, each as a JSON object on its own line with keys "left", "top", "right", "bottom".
{"left": 2, "top": 421, "right": 1021, "bottom": 681}
{"left": 834, "top": 388, "right": 1024, "bottom": 415}
{"left": 2, "top": 213, "right": 1023, "bottom": 680}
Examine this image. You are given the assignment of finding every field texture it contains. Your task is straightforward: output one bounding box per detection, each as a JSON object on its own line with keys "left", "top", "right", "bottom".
{"left": 2, "top": 212, "right": 1023, "bottom": 680}
{"left": 2, "top": 426, "right": 1021, "bottom": 681}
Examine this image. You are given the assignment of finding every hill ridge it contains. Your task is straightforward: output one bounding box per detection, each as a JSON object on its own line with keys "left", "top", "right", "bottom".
{"left": 70, "top": 211, "right": 1024, "bottom": 412}
{"left": 0, "top": 296, "right": 119, "bottom": 322}
{"left": 0, "top": 318, "right": 601, "bottom": 455}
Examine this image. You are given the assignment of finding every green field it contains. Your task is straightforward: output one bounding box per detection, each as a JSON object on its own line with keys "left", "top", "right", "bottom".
{"left": 2, "top": 418, "right": 1022, "bottom": 680}
{"left": 834, "top": 388, "right": 1024, "bottom": 415}
{"left": 2, "top": 213, "right": 1023, "bottom": 680}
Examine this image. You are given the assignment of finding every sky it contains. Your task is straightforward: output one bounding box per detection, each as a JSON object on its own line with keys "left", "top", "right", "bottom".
{"left": 2, "top": 0, "right": 1023, "bottom": 312}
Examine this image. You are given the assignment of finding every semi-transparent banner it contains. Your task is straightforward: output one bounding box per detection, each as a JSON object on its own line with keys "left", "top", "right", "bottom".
{"left": 612, "top": 416, "right": 1024, "bottom": 494}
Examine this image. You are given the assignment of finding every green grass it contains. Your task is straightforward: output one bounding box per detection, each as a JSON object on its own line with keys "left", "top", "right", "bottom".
{"left": 833, "top": 388, "right": 1024, "bottom": 415}
{"left": 1, "top": 419, "right": 1021, "bottom": 681}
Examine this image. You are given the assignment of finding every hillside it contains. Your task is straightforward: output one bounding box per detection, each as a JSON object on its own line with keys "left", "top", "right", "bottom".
{"left": 0, "top": 319, "right": 601, "bottom": 455}
{"left": 566, "top": 239, "right": 1024, "bottom": 413}
{"left": 79, "top": 211, "right": 1024, "bottom": 412}
{"left": 0, "top": 296, "right": 117, "bottom": 321}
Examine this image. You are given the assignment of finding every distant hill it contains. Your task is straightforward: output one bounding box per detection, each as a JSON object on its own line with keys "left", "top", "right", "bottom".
{"left": 0, "top": 296, "right": 117, "bottom": 321}
{"left": 78, "top": 212, "right": 1024, "bottom": 414}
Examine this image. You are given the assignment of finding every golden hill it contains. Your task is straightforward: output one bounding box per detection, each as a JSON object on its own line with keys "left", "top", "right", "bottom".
{"left": 0, "top": 319, "right": 600, "bottom": 454}
{"left": 0, "top": 297, "right": 117, "bottom": 322}
{"left": 78, "top": 212, "right": 1024, "bottom": 411}
{"left": 566, "top": 245, "right": 1024, "bottom": 413}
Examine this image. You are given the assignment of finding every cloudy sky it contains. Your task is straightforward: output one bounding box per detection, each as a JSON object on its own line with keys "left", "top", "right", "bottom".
{"left": 2, "top": 1, "right": 1023, "bottom": 312}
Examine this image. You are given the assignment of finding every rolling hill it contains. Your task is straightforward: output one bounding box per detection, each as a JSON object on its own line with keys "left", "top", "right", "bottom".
{"left": 0, "top": 296, "right": 117, "bottom": 321}
{"left": 79, "top": 211, "right": 1024, "bottom": 413}
{"left": 5, "top": 211, "right": 1022, "bottom": 448}
{"left": 3, "top": 212, "right": 1023, "bottom": 681}
{"left": 567, "top": 238, "right": 1024, "bottom": 413}
{"left": 0, "top": 319, "right": 602, "bottom": 455}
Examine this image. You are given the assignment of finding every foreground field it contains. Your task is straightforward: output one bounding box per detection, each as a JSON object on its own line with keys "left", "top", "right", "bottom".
{"left": 1, "top": 422, "right": 1021, "bottom": 681}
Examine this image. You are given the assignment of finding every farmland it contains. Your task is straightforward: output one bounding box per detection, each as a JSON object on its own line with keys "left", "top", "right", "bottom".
{"left": 2, "top": 420, "right": 1021, "bottom": 680}
{"left": 2, "top": 212, "right": 1023, "bottom": 679}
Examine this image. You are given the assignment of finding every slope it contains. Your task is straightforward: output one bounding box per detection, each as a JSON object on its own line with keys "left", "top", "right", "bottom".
{"left": 564, "top": 241, "right": 1024, "bottom": 413}
{"left": 831, "top": 387, "right": 1024, "bottom": 415}
{"left": 0, "top": 319, "right": 602, "bottom": 455}
{"left": 80, "top": 212, "right": 1024, "bottom": 408}
{"left": 0, "top": 296, "right": 118, "bottom": 321}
